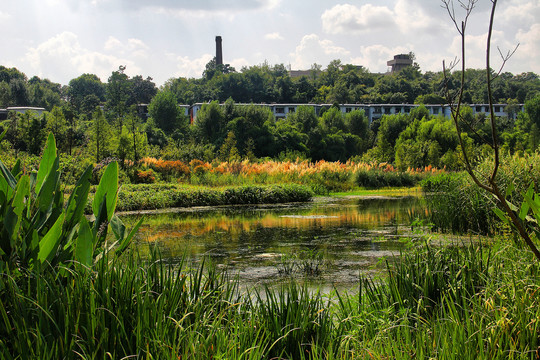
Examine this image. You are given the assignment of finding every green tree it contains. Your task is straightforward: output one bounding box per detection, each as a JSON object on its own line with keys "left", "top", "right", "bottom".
{"left": 194, "top": 101, "right": 227, "bottom": 145}
{"left": 127, "top": 75, "right": 157, "bottom": 106}
{"left": 106, "top": 66, "right": 131, "bottom": 129}
{"left": 89, "top": 107, "right": 114, "bottom": 163}
{"left": 9, "top": 78, "right": 30, "bottom": 106}
{"left": 124, "top": 114, "right": 148, "bottom": 162}
{"left": 218, "top": 131, "right": 240, "bottom": 162}
{"left": 68, "top": 74, "right": 105, "bottom": 114}
{"left": 148, "top": 90, "right": 187, "bottom": 136}
{"left": 45, "top": 106, "right": 68, "bottom": 153}
{"left": 0, "top": 82, "right": 11, "bottom": 107}
{"left": 345, "top": 109, "right": 371, "bottom": 154}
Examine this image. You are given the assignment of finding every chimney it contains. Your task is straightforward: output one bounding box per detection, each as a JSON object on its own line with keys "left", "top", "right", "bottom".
{"left": 215, "top": 36, "right": 223, "bottom": 66}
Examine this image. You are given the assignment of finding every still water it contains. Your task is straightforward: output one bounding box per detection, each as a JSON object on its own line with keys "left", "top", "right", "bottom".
{"left": 123, "top": 195, "right": 424, "bottom": 290}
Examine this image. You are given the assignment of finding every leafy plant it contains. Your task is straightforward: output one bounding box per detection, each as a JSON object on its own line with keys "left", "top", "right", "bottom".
{"left": 494, "top": 183, "right": 540, "bottom": 245}
{"left": 0, "top": 132, "right": 142, "bottom": 274}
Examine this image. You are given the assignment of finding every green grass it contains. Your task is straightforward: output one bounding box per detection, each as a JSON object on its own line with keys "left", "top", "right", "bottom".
{"left": 330, "top": 186, "right": 422, "bottom": 197}
{"left": 80, "top": 183, "right": 314, "bottom": 212}
{"left": 1, "top": 238, "right": 539, "bottom": 359}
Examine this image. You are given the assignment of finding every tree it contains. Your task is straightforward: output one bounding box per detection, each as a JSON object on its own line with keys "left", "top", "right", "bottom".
{"left": 148, "top": 90, "right": 187, "bottom": 136}
{"left": 45, "top": 106, "right": 68, "bottom": 152}
{"left": 194, "top": 101, "right": 226, "bottom": 145}
{"left": 89, "top": 107, "right": 115, "bottom": 163}
{"left": 0, "top": 82, "right": 11, "bottom": 107}
{"left": 106, "top": 66, "right": 131, "bottom": 128}
{"left": 68, "top": 74, "right": 105, "bottom": 114}
{"left": 218, "top": 131, "right": 240, "bottom": 162}
{"left": 124, "top": 114, "right": 147, "bottom": 162}
{"left": 9, "top": 78, "right": 30, "bottom": 106}
{"left": 442, "top": 0, "right": 540, "bottom": 260}
{"left": 127, "top": 75, "right": 157, "bottom": 105}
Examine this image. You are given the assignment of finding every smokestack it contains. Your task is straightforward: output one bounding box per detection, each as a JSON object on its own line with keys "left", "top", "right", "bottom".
{"left": 215, "top": 36, "right": 223, "bottom": 66}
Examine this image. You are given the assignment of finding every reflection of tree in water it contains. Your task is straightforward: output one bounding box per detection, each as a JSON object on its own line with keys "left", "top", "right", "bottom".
{"left": 128, "top": 197, "right": 422, "bottom": 280}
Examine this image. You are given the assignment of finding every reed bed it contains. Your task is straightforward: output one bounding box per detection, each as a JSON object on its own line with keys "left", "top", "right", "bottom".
{"left": 1, "top": 240, "right": 538, "bottom": 359}
{"left": 138, "top": 157, "right": 443, "bottom": 194}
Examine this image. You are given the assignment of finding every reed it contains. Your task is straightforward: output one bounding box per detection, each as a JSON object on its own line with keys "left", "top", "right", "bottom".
{"left": 1, "top": 240, "right": 538, "bottom": 359}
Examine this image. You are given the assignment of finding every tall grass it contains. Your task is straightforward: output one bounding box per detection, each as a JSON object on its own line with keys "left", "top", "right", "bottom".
{"left": 421, "top": 153, "right": 540, "bottom": 235}
{"left": 1, "top": 240, "right": 538, "bottom": 359}
{"left": 421, "top": 172, "right": 495, "bottom": 234}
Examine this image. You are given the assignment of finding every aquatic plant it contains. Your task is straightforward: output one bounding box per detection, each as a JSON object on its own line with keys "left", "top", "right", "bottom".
{"left": 0, "top": 132, "right": 141, "bottom": 274}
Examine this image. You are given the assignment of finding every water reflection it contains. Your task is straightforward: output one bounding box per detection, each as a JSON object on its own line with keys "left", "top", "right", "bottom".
{"left": 122, "top": 196, "right": 423, "bottom": 288}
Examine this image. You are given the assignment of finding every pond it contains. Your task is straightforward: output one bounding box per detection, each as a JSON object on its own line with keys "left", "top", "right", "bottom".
{"left": 122, "top": 195, "right": 425, "bottom": 291}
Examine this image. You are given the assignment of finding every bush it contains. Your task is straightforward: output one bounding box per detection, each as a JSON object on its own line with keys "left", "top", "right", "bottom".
{"left": 111, "top": 184, "right": 313, "bottom": 212}
{"left": 355, "top": 169, "right": 419, "bottom": 189}
{"left": 134, "top": 169, "right": 156, "bottom": 184}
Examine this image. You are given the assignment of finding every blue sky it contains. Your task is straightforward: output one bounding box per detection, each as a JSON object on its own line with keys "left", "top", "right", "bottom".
{"left": 1, "top": 0, "right": 538, "bottom": 86}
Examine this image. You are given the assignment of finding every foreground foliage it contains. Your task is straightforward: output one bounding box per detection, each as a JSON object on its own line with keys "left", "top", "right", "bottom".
{"left": 0, "top": 133, "right": 141, "bottom": 275}
{"left": 421, "top": 153, "right": 540, "bottom": 249}
{"left": 1, "top": 240, "right": 538, "bottom": 359}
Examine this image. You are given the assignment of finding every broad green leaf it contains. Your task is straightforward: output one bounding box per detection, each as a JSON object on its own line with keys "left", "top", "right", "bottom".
{"left": 8, "top": 175, "right": 30, "bottom": 245}
{"left": 0, "top": 128, "right": 6, "bottom": 142}
{"left": 3, "top": 207, "right": 18, "bottom": 246}
{"left": 13, "top": 175, "right": 29, "bottom": 215}
{"left": 37, "top": 157, "right": 60, "bottom": 213}
{"left": 519, "top": 184, "right": 534, "bottom": 220}
{"left": 75, "top": 218, "right": 93, "bottom": 267}
{"left": 11, "top": 159, "right": 21, "bottom": 179}
{"left": 37, "top": 213, "right": 65, "bottom": 264}
{"left": 0, "top": 160, "right": 17, "bottom": 191}
{"left": 35, "top": 133, "right": 57, "bottom": 195}
{"left": 92, "top": 161, "right": 118, "bottom": 221}
{"left": 92, "top": 198, "right": 109, "bottom": 249}
{"left": 110, "top": 215, "right": 126, "bottom": 242}
{"left": 524, "top": 191, "right": 540, "bottom": 224}
{"left": 493, "top": 207, "right": 510, "bottom": 225}
{"left": 504, "top": 182, "right": 515, "bottom": 198}
{"left": 115, "top": 216, "right": 144, "bottom": 257}
{"left": 64, "top": 166, "right": 92, "bottom": 230}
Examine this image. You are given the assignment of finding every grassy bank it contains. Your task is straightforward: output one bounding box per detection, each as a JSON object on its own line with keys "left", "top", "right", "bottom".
{"left": 1, "top": 239, "right": 539, "bottom": 359}
{"left": 81, "top": 183, "right": 314, "bottom": 212}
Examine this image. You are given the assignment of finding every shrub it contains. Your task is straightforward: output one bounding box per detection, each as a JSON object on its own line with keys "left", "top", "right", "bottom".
{"left": 134, "top": 169, "right": 156, "bottom": 184}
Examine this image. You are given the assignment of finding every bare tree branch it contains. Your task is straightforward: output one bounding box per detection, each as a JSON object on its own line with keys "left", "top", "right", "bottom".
{"left": 442, "top": 0, "right": 540, "bottom": 261}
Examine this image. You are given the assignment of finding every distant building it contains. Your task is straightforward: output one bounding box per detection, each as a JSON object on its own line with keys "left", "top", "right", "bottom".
{"left": 6, "top": 107, "right": 46, "bottom": 116}
{"left": 387, "top": 54, "right": 413, "bottom": 73}
{"left": 288, "top": 70, "right": 312, "bottom": 78}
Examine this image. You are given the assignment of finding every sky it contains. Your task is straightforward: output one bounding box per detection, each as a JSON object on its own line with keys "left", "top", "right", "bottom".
{"left": 1, "top": 0, "right": 538, "bottom": 87}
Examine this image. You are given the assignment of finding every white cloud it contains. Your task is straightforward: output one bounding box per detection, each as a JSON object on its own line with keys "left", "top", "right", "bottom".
{"left": 290, "top": 34, "right": 350, "bottom": 70}
{"left": 104, "top": 36, "right": 123, "bottom": 51}
{"left": 173, "top": 54, "right": 214, "bottom": 78}
{"left": 265, "top": 32, "right": 284, "bottom": 40}
{"left": 499, "top": 0, "right": 540, "bottom": 28}
{"left": 24, "top": 32, "right": 142, "bottom": 83}
{"left": 322, "top": 4, "right": 395, "bottom": 34}
{"left": 349, "top": 44, "right": 411, "bottom": 73}
{"left": 513, "top": 23, "right": 540, "bottom": 73}
{"left": 393, "top": 0, "right": 442, "bottom": 33}
{"left": 105, "top": 36, "right": 149, "bottom": 56}
{"left": 0, "top": 11, "right": 10, "bottom": 21}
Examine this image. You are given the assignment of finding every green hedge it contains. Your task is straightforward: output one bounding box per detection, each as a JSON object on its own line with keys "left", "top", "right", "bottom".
{"left": 85, "top": 184, "right": 314, "bottom": 212}
{"left": 355, "top": 169, "right": 421, "bottom": 189}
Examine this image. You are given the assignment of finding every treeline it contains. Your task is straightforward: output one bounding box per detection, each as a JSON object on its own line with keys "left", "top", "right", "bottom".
{"left": 0, "top": 62, "right": 539, "bottom": 172}
{"left": 2, "top": 60, "right": 539, "bottom": 112}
